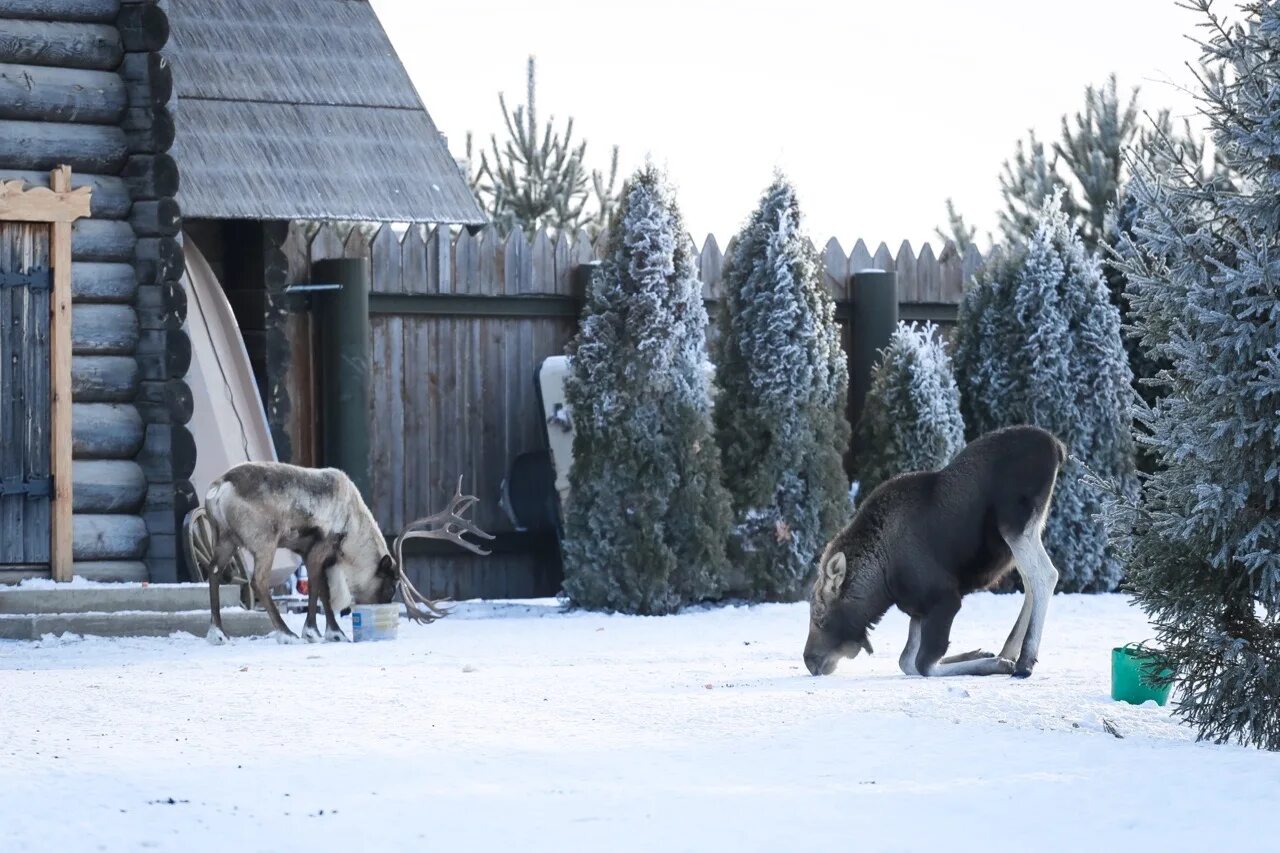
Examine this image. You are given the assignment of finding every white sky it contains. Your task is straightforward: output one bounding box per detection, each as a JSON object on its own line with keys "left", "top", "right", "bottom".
{"left": 371, "top": 0, "right": 1206, "bottom": 251}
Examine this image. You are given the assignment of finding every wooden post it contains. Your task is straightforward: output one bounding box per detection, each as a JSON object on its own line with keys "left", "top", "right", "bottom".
{"left": 49, "top": 167, "right": 77, "bottom": 581}
{"left": 313, "top": 258, "right": 372, "bottom": 502}
{"left": 0, "top": 168, "right": 90, "bottom": 581}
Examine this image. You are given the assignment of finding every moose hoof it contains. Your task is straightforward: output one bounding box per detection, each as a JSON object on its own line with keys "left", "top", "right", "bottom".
{"left": 994, "top": 657, "right": 1016, "bottom": 675}
{"left": 206, "top": 625, "right": 229, "bottom": 646}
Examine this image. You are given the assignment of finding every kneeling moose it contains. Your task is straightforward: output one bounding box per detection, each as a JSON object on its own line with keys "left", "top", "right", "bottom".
{"left": 804, "top": 425, "right": 1066, "bottom": 679}
{"left": 185, "top": 462, "right": 493, "bottom": 643}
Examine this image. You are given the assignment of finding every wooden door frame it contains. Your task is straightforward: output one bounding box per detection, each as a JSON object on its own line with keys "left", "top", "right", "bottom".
{"left": 0, "top": 167, "right": 91, "bottom": 581}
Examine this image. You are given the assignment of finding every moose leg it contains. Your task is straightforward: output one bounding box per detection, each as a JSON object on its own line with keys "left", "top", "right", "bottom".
{"left": 916, "top": 597, "right": 1014, "bottom": 677}
{"left": 1004, "top": 530, "right": 1059, "bottom": 678}
{"left": 250, "top": 547, "right": 298, "bottom": 641}
{"left": 999, "top": 585, "right": 1034, "bottom": 662}
{"left": 899, "top": 618, "right": 922, "bottom": 675}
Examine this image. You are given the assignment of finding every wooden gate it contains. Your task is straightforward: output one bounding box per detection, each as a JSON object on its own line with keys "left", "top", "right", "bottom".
{"left": 0, "top": 169, "right": 89, "bottom": 582}
{"left": 0, "top": 223, "right": 52, "bottom": 570}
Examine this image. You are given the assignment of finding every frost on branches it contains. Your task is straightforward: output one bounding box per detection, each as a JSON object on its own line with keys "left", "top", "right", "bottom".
{"left": 954, "top": 192, "right": 1136, "bottom": 593}
{"left": 560, "top": 166, "right": 732, "bottom": 615}
{"left": 714, "top": 177, "right": 851, "bottom": 601}
{"left": 1108, "top": 0, "right": 1280, "bottom": 751}
{"left": 854, "top": 323, "right": 965, "bottom": 497}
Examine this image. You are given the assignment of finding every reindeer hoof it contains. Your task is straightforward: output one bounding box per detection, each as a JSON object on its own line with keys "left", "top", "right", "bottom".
{"left": 325, "top": 629, "right": 347, "bottom": 643}
{"left": 272, "top": 630, "right": 303, "bottom": 645}
{"left": 206, "top": 625, "right": 229, "bottom": 646}
{"left": 303, "top": 627, "right": 323, "bottom": 643}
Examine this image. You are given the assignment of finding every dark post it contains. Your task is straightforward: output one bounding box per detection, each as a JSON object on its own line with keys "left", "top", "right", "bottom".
{"left": 313, "top": 258, "right": 372, "bottom": 501}
{"left": 570, "top": 260, "right": 600, "bottom": 304}
{"left": 849, "top": 269, "right": 898, "bottom": 445}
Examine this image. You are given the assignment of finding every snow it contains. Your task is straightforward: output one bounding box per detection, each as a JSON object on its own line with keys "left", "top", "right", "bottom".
{"left": 2, "top": 594, "right": 1277, "bottom": 852}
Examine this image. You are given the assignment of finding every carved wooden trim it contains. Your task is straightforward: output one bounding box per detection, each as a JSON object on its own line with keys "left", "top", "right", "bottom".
{"left": 0, "top": 176, "right": 93, "bottom": 224}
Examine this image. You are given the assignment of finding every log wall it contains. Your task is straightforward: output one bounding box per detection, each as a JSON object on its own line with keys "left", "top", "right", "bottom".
{"left": 0, "top": 0, "right": 183, "bottom": 582}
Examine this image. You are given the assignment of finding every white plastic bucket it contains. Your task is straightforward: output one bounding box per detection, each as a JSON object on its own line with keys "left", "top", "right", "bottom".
{"left": 351, "top": 604, "right": 399, "bottom": 642}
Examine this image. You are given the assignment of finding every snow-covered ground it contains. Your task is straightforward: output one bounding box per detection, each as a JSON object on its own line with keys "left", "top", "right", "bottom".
{"left": 2, "top": 594, "right": 1277, "bottom": 852}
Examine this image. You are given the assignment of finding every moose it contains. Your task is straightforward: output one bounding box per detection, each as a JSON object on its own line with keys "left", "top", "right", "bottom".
{"left": 184, "top": 462, "right": 493, "bottom": 644}
{"left": 804, "top": 425, "right": 1066, "bottom": 679}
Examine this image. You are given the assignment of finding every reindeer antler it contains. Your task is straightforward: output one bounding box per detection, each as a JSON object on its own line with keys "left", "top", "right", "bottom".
{"left": 393, "top": 476, "right": 495, "bottom": 623}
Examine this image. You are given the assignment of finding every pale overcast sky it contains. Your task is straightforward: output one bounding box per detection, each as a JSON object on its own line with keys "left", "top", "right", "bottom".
{"left": 371, "top": 0, "right": 1206, "bottom": 250}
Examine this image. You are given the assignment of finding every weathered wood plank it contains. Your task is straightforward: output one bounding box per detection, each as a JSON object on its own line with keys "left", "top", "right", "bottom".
{"left": 553, "top": 230, "right": 573, "bottom": 297}
{"left": 72, "top": 513, "right": 147, "bottom": 561}
{"left": 400, "top": 223, "right": 425, "bottom": 296}
{"left": 850, "top": 238, "right": 874, "bottom": 273}
{"left": 71, "top": 354, "right": 137, "bottom": 402}
{"left": 72, "top": 218, "right": 135, "bottom": 262}
{"left": 822, "top": 237, "right": 848, "bottom": 301}
{"left": 71, "top": 261, "right": 136, "bottom": 303}
{"left": 531, "top": 228, "right": 554, "bottom": 295}
{"left": 700, "top": 233, "right": 723, "bottom": 301}
{"left": 895, "top": 240, "right": 917, "bottom": 303}
{"left": 917, "top": 241, "right": 940, "bottom": 303}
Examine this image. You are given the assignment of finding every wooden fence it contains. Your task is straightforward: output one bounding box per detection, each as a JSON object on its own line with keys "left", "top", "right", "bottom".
{"left": 281, "top": 222, "right": 985, "bottom": 599}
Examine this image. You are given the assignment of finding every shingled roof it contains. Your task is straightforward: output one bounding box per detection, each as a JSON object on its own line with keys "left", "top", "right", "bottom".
{"left": 168, "top": 0, "right": 485, "bottom": 224}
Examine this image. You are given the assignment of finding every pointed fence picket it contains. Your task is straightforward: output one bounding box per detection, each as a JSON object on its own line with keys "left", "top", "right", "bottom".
{"left": 285, "top": 221, "right": 984, "bottom": 599}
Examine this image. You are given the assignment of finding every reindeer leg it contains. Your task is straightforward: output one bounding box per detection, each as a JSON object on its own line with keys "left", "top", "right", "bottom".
{"left": 206, "top": 540, "right": 236, "bottom": 645}
{"left": 302, "top": 571, "right": 323, "bottom": 643}
{"left": 251, "top": 547, "right": 298, "bottom": 642}
{"left": 916, "top": 597, "right": 1014, "bottom": 677}
{"left": 317, "top": 557, "right": 348, "bottom": 642}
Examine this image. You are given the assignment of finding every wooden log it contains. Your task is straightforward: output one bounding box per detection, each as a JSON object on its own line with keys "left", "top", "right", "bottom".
{"left": 135, "top": 281, "right": 185, "bottom": 330}
{"left": 72, "top": 218, "right": 135, "bottom": 262}
{"left": 0, "top": 169, "right": 130, "bottom": 218}
{"left": 0, "top": 119, "right": 127, "bottom": 173}
{"left": 72, "top": 513, "right": 148, "bottom": 561}
{"left": 120, "top": 51, "right": 170, "bottom": 106}
{"left": 0, "top": 63, "right": 126, "bottom": 124}
{"left": 72, "top": 560, "right": 146, "bottom": 582}
{"left": 143, "top": 480, "right": 197, "bottom": 534}
{"left": 133, "top": 234, "right": 180, "bottom": 280}
{"left": 71, "top": 261, "right": 137, "bottom": 303}
{"left": 0, "top": 20, "right": 122, "bottom": 69}
{"left": 122, "top": 104, "right": 173, "bottom": 154}
{"left": 129, "top": 198, "right": 179, "bottom": 236}
{"left": 71, "top": 354, "right": 138, "bottom": 402}
{"left": 136, "top": 378, "right": 192, "bottom": 425}
{"left": 138, "top": 423, "right": 194, "bottom": 481}
{"left": 116, "top": 2, "right": 168, "bottom": 52}
{"left": 122, "top": 153, "right": 176, "bottom": 199}
{"left": 135, "top": 329, "right": 190, "bottom": 380}
{"left": 72, "top": 402, "right": 144, "bottom": 459}
{"left": 2, "top": 0, "right": 121, "bottom": 23}
{"left": 72, "top": 459, "right": 147, "bottom": 513}
{"left": 72, "top": 302, "right": 138, "bottom": 355}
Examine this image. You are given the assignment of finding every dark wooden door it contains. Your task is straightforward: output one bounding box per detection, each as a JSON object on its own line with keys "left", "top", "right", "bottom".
{"left": 0, "top": 222, "right": 52, "bottom": 570}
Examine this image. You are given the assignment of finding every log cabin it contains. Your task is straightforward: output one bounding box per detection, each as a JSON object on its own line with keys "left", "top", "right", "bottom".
{"left": 0, "top": 0, "right": 485, "bottom": 586}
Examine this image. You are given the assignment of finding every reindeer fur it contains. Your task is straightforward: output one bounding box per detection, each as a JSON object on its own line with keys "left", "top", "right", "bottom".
{"left": 804, "top": 425, "right": 1067, "bottom": 678}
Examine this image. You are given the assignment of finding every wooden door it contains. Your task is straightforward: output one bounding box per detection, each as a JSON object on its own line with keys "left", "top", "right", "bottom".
{"left": 0, "top": 222, "right": 52, "bottom": 570}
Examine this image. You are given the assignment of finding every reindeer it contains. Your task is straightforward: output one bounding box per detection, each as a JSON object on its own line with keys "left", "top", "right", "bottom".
{"left": 183, "top": 462, "right": 492, "bottom": 644}
{"left": 804, "top": 425, "right": 1066, "bottom": 679}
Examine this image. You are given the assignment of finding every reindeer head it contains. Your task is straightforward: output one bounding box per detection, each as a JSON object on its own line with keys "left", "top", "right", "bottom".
{"left": 389, "top": 476, "right": 494, "bottom": 623}
{"left": 804, "top": 549, "right": 874, "bottom": 676}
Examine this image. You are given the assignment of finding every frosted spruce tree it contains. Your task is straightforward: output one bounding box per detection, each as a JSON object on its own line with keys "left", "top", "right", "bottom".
{"left": 714, "top": 177, "right": 851, "bottom": 601}
{"left": 1109, "top": 0, "right": 1280, "bottom": 750}
{"left": 954, "top": 192, "right": 1136, "bottom": 592}
{"left": 560, "top": 165, "right": 732, "bottom": 614}
{"left": 854, "top": 323, "right": 965, "bottom": 497}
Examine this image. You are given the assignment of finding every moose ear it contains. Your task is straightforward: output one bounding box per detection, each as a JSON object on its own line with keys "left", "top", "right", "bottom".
{"left": 378, "top": 554, "right": 395, "bottom": 576}
{"left": 816, "top": 551, "right": 847, "bottom": 605}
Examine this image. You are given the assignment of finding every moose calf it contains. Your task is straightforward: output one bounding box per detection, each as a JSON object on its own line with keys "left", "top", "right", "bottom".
{"left": 804, "top": 425, "right": 1066, "bottom": 678}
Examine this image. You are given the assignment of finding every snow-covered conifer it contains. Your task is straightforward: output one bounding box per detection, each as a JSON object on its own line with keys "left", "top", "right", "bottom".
{"left": 560, "top": 166, "right": 732, "bottom": 614}
{"left": 1110, "top": 0, "right": 1280, "bottom": 750}
{"left": 854, "top": 323, "right": 965, "bottom": 497}
{"left": 955, "top": 192, "right": 1136, "bottom": 592}
{"left": 714, "top": 177, "right": 851, "bottom": 601}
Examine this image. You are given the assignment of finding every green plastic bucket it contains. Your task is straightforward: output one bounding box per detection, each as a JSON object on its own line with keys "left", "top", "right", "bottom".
{"left": 1111, "top": 644, "right": 1175, "bottom": 706}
